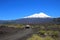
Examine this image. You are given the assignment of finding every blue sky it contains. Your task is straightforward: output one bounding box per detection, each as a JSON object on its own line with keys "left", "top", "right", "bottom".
{"left": 0, "top": 0, "right": 60, "bottom": 20}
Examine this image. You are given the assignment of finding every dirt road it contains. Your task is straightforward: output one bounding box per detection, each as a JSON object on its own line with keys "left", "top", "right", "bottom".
{"left": 0, "top": 28, "right": 33, "bottom": 40}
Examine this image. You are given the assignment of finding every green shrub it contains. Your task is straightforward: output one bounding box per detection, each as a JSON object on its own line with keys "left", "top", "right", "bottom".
{"left": 52, "top": 31, "right": 59, "bottom": 37}
{"left": 44, "top": 36, "right": 54, "bottom": 40}
{"left": 27, "top": 34, "right": 55, "bottom": 40}
{"left": 27, "top": 34, "right": 43, "bottom": 40}
{"left": 38, "top": 30, "right": 46, "bottom": 35}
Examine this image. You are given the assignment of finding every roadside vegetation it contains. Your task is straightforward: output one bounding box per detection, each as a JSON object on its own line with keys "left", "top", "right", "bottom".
{"left": 0, "top": 23, "right": 60, "bottom": 40}
{"left": 26, "top": 24, "right": 60, "bottom": 40}
{"left": 27, "top": 34, "right": 54, "bottom": 40}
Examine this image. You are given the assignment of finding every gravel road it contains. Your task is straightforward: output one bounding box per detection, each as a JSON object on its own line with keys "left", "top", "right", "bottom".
{"left": 0, "top": 28, "right": 33, "bottom": 40}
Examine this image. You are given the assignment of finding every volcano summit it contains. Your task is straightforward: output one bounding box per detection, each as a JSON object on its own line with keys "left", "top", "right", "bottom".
{"left": 24, "top": 12, "right": 51, "bottom": 18}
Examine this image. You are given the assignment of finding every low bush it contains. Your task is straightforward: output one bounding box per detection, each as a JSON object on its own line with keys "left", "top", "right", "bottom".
{"left": 27, "top": 34, "right": 55, "bottom": 40}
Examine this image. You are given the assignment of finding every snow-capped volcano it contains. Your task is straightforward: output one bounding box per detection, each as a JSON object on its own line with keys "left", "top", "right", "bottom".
{"left": 24, "top": 12, "right": 51, "bottom": 18}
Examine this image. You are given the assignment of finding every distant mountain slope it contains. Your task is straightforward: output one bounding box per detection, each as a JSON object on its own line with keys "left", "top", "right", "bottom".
{"left": 14, "top": 18, "right": 53, "bottom": 24}
{"left": 0, "top": 20, "right": 8, "bottom": 24}
{"left": 0, "top": 18, "right": 60, "bottom": 25}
